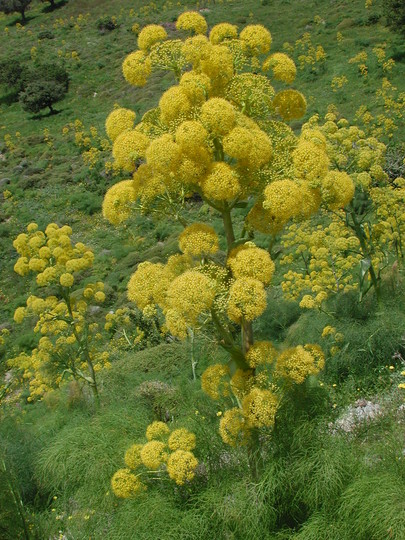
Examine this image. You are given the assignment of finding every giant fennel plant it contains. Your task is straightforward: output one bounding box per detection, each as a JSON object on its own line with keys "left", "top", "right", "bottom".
{"left": 103, "top": 12, "right": 335, "bottom": 492}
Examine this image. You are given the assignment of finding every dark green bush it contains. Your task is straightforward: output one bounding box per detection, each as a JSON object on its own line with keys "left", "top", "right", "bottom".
{"left": 96, "top": 15, "right": 118, "bottom": 33}
{"left": 37, "top": 30, "right": 54, "bottom": 39}
{"left": 0, "top": 58, "right": 24, "bottom": 90}
{"left": 384, "top": 0, "right": 405, "bottom": 34}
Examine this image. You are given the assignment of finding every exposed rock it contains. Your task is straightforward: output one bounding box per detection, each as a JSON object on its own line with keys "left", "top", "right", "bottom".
{"left": 329, "top": 399, "right": 382, "bottom": 434}
{"left": 88, "top": 305, "right": 101, "bottom": 315}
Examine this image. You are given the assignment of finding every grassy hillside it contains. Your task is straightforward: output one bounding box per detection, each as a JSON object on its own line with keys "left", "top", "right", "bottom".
{"left": 0, "top": 0, "right": 405, "bottom": 538}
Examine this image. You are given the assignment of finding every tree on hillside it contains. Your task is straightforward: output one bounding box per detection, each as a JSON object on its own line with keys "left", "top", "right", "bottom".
{"left": 0, "top": 0, "right": 32, "bottom": 23}
{"left": 19, "top": 63, "right": 69, "bottom": 114}
{"left": 384, "top": 0, "right": 405, "bottom": 34}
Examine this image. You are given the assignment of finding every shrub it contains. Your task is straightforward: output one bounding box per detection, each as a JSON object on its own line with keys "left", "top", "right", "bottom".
{"left": 37, "top": 30, "right": 54, "bottom": 39}
{"left": 384, "top": 0, "right": 405, "bottom": 34}
{"left": 96, "top": 15, "right": 118, "bottom": 33}
{"left": 0, "top": 58, "right": 24, "bottom": 90}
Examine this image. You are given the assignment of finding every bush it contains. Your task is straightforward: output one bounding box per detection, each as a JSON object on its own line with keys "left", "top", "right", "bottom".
{"left": 384, "top": 0, "right": 405, "bottom": 34}
{"left": 37, "top": 30, "right": 54, "bottom": 39}
{"left": 96, "top": 16, "right": 118, "bottom": 33}
{"left": 0, "top": 58, "right": 23, "bottom": 90}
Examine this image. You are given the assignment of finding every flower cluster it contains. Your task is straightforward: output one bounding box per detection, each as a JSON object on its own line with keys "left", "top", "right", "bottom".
{"left": 10, "top": 224, "right": 109, "bottom": 401}
{"left": 280, "top": 213, "right": 362, "bottom": 307}
{"left": 13, "top": 223, "right": 96, "bottom": 287}
{"left": 201, "top": 341, "right": 324, "bottom": 446}
{"left": 111, "top": 421, "right": 198, "bottom": 497}
{"left": 101, "top": 13, "right": 311, "bottom": 240}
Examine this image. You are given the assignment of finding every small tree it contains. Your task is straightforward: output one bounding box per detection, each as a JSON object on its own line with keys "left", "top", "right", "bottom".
{"left": 19, "top": 63, "right": 69, "bottom": 115}
{"left": 384, "top": 0, "right": 405, "bottom": 34}
{"left": 9, "top": 223, "right": 110, "bottom": 403}
{"left": 0, "top": 0, "right": 32, "bottom": 24}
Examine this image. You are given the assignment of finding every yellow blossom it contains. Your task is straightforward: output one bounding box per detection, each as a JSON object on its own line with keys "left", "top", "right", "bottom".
{"left": 105, "top": 108, "right": 136, "bottom": 142}
{"left": 176, "top": 11, "right": 207, "bottom": 35}
{"left": 168, "top": 428, "right": 196, "bottom": 451}
{"left": 201, "top": 364, "right": 230, "bottom": 400}
{"left": 219, "top": 408, "right": 250, "bottom": 446}
{"left": 137, "top": 25, "right": 167, "bottom": 52}
{"left": 146, "top": 421, "right": 170, "bottom": 441}
{"left": 178, "top": 223, "right": 219, "bottom": 257}
{"left": 140, "top": 441, "right": 168, "bottom": 470}
{"left": 242, "top": 388, "right": 278, "bottom": 428}
{"left": 227, "top": 278, "right": 267, "bottom": 323}
{"left": 167, "top": 450, "right": 198, "bottom": 485}
{"left": 111, "top": 469, "right": 145, "bottom": 498}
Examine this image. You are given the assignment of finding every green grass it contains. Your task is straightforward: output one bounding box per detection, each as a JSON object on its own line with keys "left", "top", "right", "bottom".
{"left": 1, "top": 343, "right": 403, "bottom": 538}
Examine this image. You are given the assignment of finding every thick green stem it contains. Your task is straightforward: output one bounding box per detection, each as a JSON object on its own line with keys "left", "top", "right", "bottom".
{"left": 188, "top": 328, "right": 197, "bottom": 381}
{"left": 62, "top": 290, "right": 100, "bottom": 404}
{"left": 348, "top": 209, "right": 380, "bottom": 300}
{"left": 241, "top": 318, "right": 254, "bottom": 355}
{"left": 210, "top": 310, "right": 247, "bottom": 369}
{"left": 221, "top": 205, "right": 236, "bottom": 253}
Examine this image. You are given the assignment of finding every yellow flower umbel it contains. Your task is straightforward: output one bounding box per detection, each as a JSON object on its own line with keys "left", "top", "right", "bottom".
{"left": 275, "top": 345, "right": 325, "bottom": 384}
{"left": 165, "top": 271, "right": 215, "bottom": 330}
{"left": 122, "top": 51, "right": 151, "bottom": 87}
{"left": 239, "top": 25, "right": 272, "bottom": 56}
{"left": 227, "top": 244, "right": 275, "bottom": 285}
{"left": 124, "top": 444, "right": 144, "bottom": 470}
{"left": 263, "top": 179, "right": 303, "bottom": 231}
{"left": 167, "top": 450, "right": 198, "bottom": 485}
{"left": 201, "top": 98, "right": 236, "bottom": 137}
{"left": 245, "top": 341, "right": 277, "bottom": 368}
{"left": 105, "top": 108, "right": 136, "bottom": 142}
{"left": 111, "top": 469, "right": 145, "bottom": 498}
{"left": 176, "top": 11, "right": 208, "bottom": 35}
{"left": 219, "top": 408, "right": 250, "bottom": 446}
{"left": 209, "top": 23, "right": 238, "bottom": 45}
{"left": 146, "top": 421, "right": 170, "bottom": 441}
{"left": 112, "top": 130, "right": 149, "bottom": 172}
{"left": 102, "top": 180, "right": 137, "bottom": 225}
{"left": 227, "top": 278, "right": 267, "bottom": 323}
{"left": 168, "top": 428, "right": 196, "bottom": 451}
{"left": 201, "top": 162, "right": 241, "bottom": 202}
{"left": 263, "top": 53, "right": 297, "bottom": 84}
{"left": 273, "top": 90, "right": 307, "bottom": 121}
{"left": 178, "top": 223, "right": 219, "bottom": 257}
{"left": 242, "top": 388, "right": 278, "bottom": 428}
{"left": 201, "top": 364, "right": 230, "bottom": 400}
{"left": 137, "top": 25, "right": 167, "bottom": 52}
{"left": 140, "top": 441, "right": 168, "bottom": 470}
